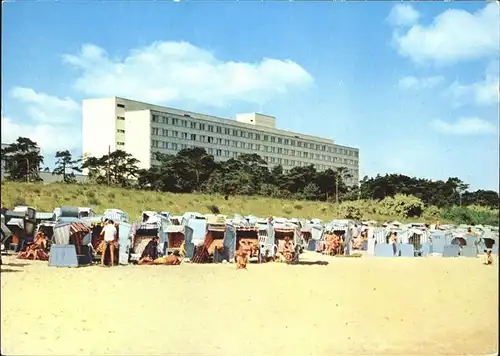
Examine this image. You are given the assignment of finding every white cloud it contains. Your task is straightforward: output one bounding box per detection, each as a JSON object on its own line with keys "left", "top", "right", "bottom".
{"left": 9, "top": 87, "right": 79, "bottom": 124}
{"left": 387, "top": 4, "right": 420, "bottom": 27}
{"left": 391, "top": 3, "right": 500, "bottom": 65}
{"left": 398, "top": 75, "right": 444, "bottom": 90}
{"left": 1, "top": 116, "right": 81, "bottom": 156}
{"left": 62, "top": 41, "right": 313, "bottom": 108}
{"left": 447, "top": 61, "right": 499, "bottom": 107}
{"left": 431, "top": 117, "right": 497, "bottom": 135}
{"left": 2, "top": 89, "right": 81, "bottom": 158}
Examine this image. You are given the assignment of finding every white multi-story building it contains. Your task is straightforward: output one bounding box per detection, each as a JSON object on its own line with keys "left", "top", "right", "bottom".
{"left": 82, "top": 97, "right": 359, "bottom": 185}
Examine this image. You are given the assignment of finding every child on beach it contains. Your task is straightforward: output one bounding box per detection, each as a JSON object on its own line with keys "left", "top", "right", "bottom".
{"left": 484, "top": 250, "right": 493, "bottom": 265}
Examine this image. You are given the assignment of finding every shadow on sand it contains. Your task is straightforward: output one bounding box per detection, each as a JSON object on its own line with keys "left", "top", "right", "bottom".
{"left": 3, "top": 262, "right": 30, "bottom": 267}
{"left": 0, "top": 268, "right": 23, "bottom": 273}
{"left": 295, "top": 261, "right": 329, "bottom": 266}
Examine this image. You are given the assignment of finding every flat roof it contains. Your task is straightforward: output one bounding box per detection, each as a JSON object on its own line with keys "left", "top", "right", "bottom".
{"left": 106, "top": 96, "right": 358, "bottom": 150}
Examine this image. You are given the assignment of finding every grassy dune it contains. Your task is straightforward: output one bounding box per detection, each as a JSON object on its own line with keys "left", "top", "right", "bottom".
{"left": 0, "top": 181, "right": 423, "bottom": 222}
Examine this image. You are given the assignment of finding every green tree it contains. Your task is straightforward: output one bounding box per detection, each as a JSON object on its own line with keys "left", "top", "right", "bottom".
{"left": 1, "top": 137, "right": 44, "bottom": 182}
{"left": 53, "top": 150, "right": 82, "bottom": 183}
{"left": 82, "top": 150, "right": 140, "bottom": 187}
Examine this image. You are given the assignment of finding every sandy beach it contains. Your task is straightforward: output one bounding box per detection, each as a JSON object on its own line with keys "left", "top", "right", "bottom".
{"left": 1, "top": 252, "right": 498, "bottom": 356}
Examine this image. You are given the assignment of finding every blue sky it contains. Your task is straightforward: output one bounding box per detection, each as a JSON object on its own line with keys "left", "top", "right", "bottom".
{"left": 2, "top": 1, "right": 499, "bottom": 191}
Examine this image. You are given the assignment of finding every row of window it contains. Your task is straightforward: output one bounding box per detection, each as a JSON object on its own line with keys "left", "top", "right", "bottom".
{"left": 148, "top": 114, "right": 358, "bottom": 157}
{"left": 150, "top": 129, "right": 358, "bottom": 164}
{"left": 150, "top": 139, "right": 358, "bottom": 165}
{"left": 150, "top": 145, "right": 357, "bottom": 175}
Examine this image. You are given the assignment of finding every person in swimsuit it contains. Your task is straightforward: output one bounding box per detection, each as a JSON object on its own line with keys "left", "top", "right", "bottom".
{"left": 100, "top": 220, "right": 117, "bottom": 267}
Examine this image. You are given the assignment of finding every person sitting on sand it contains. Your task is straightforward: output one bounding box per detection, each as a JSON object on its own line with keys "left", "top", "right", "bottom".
{"left": 100, "top": 220, "right": 117, "bottom": 267}
{"left": 18, "top": 232, "right": 49, "bottom": 261}
{"left": 153, "top": 250, "right": 183, "bottom": 265}
{"left": 283, "top": 236, "right": 294, "bottom": 264}
{"left": 235, "top": 241, "right": 250, "bottom": 269}
{"left": 138, "top": 236, "right": 159, "bottom": 265}
{"left": 484, "top": 250, "right": 493, "bottom": 265}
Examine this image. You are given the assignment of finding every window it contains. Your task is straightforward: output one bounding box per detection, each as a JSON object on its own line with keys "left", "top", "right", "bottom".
{"left": 224, "top": 150, "right": 230, "bottom": 157}
{"left": 216, "top": 126, "right": 222, "bottom": 133}
{"left": 225, "top": 128, "right": 231, "bottom": 135}
{"left": 225, "top": 139, "right": 230, "bottom": 145}
{"left": 162, "top": 129, "right": 168, "bottom": 136}
{"left": 182, "top": 132, "right": 188, "bottom": 139}
{"left": 248, "top": 132, "right": 253, "bottom": 139}
{"left": 284, "top": 149, "right": 289, "bottom": 155}
{"left": 191, "top": 122, "right": 197, "bottom": 129}
{"left": 241, "top": 131, "right": 247, "bottom": 138}
{"left": 117, "top": 141, "right": 125, "bottom": 146}
{"left": 297, "top": 141, "right": 303, "bottom": 147}
{"left": 172, "top": 143, "right": 178, "bottom": 150}
{"left": 277, "top": 148, "right": 282, "bottom": 154}
{"left": 117, "top": 104, "right": 125, "bottom": 108}
{"left": 255, "top": 134, "right": 261, "bottom": 140}
{"left": 191, "top": 134, "right": 196, "bottom": 141}
{"left": 117, "top": 129, "right": 125, "bottom": 133}
{"left": 270, "top": 136, "right": 275, "bottom": 143}
{"left": 117, "top": 116, "right": 125, "bottom": 121}
{"left": 208, "top": 125, "right": 214, "bottom": 132}
{"left": 200, "top": 123, "right": 206, "bottom": 130}
{"left": 173, "top": 131, "right": 179, "bottom": 138}
{"left": 232, "top": 140, "right": 237, "bottom": 147}
{"left": 263, "top": 135, "right": 269, "bottom": 142}
{"left": 277, "top": 137, "right": 282, "bottom": 144}
{"left": 152, "top": 128, "right": 159, "bottom": 135}
{"left": 284, "top": 139, "right": 289, "bottom": 145}
{"left": 255, "top": 144, "right": 261, "bottom": 151}
{"left": 216, "top": 149, "right": 222, "bottom": 156}
{"left": 233, "top": 152, "right": 238, "bottom": 158}
{"left": 233, "top": 130, "right": 239, "bottom": 136}
{"left": 151, "top": 140, "right": 159, "bottom": 148}
{"left": 291, "top": 140, "right": 296, "bottom": 146}
{"left": 207, "top": 137, "right": 214, "bottom": 143}
{"left": 181, "top": 120, "right": 188, "bottom": 127}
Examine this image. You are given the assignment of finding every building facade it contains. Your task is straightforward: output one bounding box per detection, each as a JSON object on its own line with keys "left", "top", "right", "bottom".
{"left": 82, "top": 97, "right": 360, "bottom": 185}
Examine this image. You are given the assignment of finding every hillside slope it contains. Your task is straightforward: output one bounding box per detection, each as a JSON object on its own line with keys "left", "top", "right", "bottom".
{"left": 0, "top": 182, "right": 405, "bottom": 221}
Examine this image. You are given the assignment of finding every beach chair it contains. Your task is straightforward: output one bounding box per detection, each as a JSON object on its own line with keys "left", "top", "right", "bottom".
{"left": 420, "top": 243, "right": 431, "bottom": 257}
{"left": 460, "top": 245, "right": 477, "bottom": 258}
{"left": 48, "top": 245, "right": 78, "bottom": 267}
{"left": 399, "top": 244, "right": 415, "bottom": 257}
{"left": 367, "top": 239, "right": 376, "bottom": 256}
{"left": 431, "top": 238, "right": 446, "bottom": 254}
{"left": 492, "top": 245, "right": 498, "bottom": 255}
{"left": 442, "top": 245, "right": 460, "bottom": 258}
{"left": 374, "top": 243, "right": 396, "bottom": 257}
{"left": 465, "top": 235, "right": 477, "bottom": 247}
{"left": 307, "top": 239, "right": 316, "bottom": 251}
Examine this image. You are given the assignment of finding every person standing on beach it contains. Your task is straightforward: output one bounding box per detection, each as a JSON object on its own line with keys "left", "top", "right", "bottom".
{"left": 100, "top": 220, "right": 117, "bottom": 267}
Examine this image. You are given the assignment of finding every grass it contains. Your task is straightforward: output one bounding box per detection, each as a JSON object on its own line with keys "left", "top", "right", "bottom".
{"left": 0, "top": 181, "right": 485, "bottom": 224}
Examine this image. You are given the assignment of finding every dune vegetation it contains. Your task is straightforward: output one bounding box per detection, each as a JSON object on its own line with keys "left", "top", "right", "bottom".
{"left": 1, "top": 181, "right": 498, "bottom": 225}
